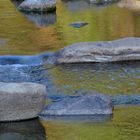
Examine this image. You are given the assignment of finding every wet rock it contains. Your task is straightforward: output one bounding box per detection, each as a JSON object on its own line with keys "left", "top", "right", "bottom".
{"left": 70, "top": 22, "right": 88, "bottom": 28}
{"left": 0, "top": 82, "right": 46, "bottom": 121}
{"left": 56, "top": 37, "right": 140, "bottom": 63}
{"left": 41, "top": 94, "right": 113, "bottom": 116}
{"left": 18, "top": 0, "right": 56, "bottom": 13}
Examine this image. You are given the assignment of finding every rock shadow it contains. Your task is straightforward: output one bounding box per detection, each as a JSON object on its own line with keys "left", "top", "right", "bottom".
{"left": 0, "top": 119, "right": 47, "bottom": 140}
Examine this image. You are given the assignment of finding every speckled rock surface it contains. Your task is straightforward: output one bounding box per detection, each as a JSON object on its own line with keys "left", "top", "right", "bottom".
{"left": 56, "top": 37, "right": 140, "bottom": 63}
{"left": 0, "top": 82, "right": 46, "bottom": 122}
{"left": 18, "top": 0, "right": 56, "bottom": 12}
{"left": 41, "top": 94, "right": 113, "bottom": 116}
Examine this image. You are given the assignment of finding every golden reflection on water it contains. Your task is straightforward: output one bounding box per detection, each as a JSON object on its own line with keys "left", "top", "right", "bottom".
{"left": 0, "top": 0, "right": 140, "bottom": 55}
{"left": 41, "top": 106, "right": 140, "bottom": 140}
{"left": 47, "top": 63, "right": 140, "bottom": 94}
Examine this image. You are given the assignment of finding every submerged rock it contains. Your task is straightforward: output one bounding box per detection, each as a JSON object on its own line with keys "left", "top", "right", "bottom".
{"left": 18, "top": 0, "right": 56, "bottom": 13}
{"left": 0, "top": 82, "right": 46, "bottom": 121}
{"left": 70, "top": 22, "right": 88, "bottom": 28}
{"left": 56, "top": 37, "right": 140, "bottom": 63}
{"left": 41, "top": 94, "right": 113, "bottom": 116}
{"left": 90, "top": 0, "right": 119, "bottom": 4}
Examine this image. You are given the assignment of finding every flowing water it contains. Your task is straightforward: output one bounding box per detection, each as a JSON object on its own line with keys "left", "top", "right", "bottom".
{"left": 0, "top": 0, "right": 140, "bottom": 140}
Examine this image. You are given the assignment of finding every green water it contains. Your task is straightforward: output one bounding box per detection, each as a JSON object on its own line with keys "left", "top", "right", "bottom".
{"left": 0, "top": 0, "right": 140, "bottom": 55}
{"left": 41, "top": 106, "right": 140, "bottom": 140}
{"left": 0, "top": 0, "right": 140, "bottom": 140}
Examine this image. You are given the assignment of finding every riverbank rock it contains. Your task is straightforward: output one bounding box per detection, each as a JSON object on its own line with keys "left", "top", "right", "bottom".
{"left": 18, "top": 0, "right": 56, "bottom": 13}
{"left": 56, "top": 37, "right": 140, "bottom": 63}
{"left": 0, "top": 82, "right": 46, "bottom": 122}
{"left": 41, "top": 94, "right": 112, "bottom": 116}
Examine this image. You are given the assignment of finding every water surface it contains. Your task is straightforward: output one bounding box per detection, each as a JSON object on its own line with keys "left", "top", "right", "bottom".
{"left": 0, "top": 0, "right": 140, "bottom": 55}
{"left": 0, "top": 0, "right": 140, "bottom": 140}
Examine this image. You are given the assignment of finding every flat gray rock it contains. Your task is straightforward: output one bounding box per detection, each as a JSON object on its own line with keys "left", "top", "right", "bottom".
{"left": 56, "top": 37, "right": 140, "bottom": 63}
{"left": 18, "top": 0, "right": 56, "bottom": 12}
{"left": 41, "top": 94, "right": 112, "bottom": 116}
{"left": 0, "top": 82, "right": 46, "bottom": 122}
{"left": 90, "top": 0, "right": 119, "bottom": 4}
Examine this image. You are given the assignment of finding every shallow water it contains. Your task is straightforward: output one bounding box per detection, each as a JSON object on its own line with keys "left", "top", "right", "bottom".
{"left": 0, "top": 0, "right": 140, "bottom": 139}
{"left": 0, "top": 0, "right": 140, "bottom": 55}
{"left": 41, "top": 106, "right": 140, "bottom": 140}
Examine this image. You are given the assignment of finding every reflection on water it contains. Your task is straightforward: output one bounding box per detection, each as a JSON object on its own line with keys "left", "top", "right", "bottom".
{"left": 41, "top": 106, "right": 140, "bottom": 140}
{"left": 48, "top": 61, "right": 140, "bottom": 95}
{"left": 0, "top": 61, "right": 139, "bottom": 95}
{"left": 11, "top": 0, "right": 57, "bottom": 27}
{"left": 0, "top": 119, "right": 47, "bottom": 140}
{"left": 62, "top": 0, "right": 114, "bottom": 11}
{"left": 0, "top": 0, "right": 140, "bottom": 139}
{"left": 22, "top": 12, "right": 57, "bottom": 27}
{"left": 0, "top": 0, "right": 140, "bottom": 54}
{"left": 40, "top": 114, "right": 112, "bottom": 123}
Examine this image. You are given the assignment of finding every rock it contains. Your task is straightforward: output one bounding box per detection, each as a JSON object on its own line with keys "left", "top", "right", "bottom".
{"left": 70, "top": 22, "right": 88, "bottom": 28}
{"left": 41, "top": 94, "right": 113, "bottom": 116}
{"left": 118, "top": 0, "right": 140, "bottom": 11}
{"left": 56, "top": 37, "right": 140, "bottom": 63}
{"left": 18, "top": 0, "right": 56, "bottom": 13}
{"left": 90, "top": 0, "right": 119, "bottom": 4}
{"left": 0, "top": 82, "right": 46, "bottom": 121}
{"left": 0, "top": 119, "right": 46, "bottom": 140}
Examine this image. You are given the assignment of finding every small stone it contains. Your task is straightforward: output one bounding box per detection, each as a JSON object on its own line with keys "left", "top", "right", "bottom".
{"left": 70, "top": 22, "right": 88, "bottom": 28}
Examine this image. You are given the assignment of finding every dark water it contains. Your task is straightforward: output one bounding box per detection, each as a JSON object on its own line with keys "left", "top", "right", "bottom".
{"left": 0, "top": 119, "right": 47, "bottom": 140}
{"left": 0, "top": 0, "right": 140, "bottom": 140}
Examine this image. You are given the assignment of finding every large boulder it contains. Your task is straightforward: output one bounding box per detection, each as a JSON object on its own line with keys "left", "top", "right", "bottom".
{"left": 56, "top": 37, "right": 140, "bottom": 63}
{"left": 0, "top": 82, "right": 46, "bottom": 122}
{"left": 18, "top": 0, "right": 56, "bottom": 13}
{"left": 41, "top": 94, "right": 113, "bottom": 116}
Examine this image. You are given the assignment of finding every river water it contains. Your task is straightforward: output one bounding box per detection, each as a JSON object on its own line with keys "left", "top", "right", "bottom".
{"left": 0, "top": 0, "right": 140, "bottom": 140}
